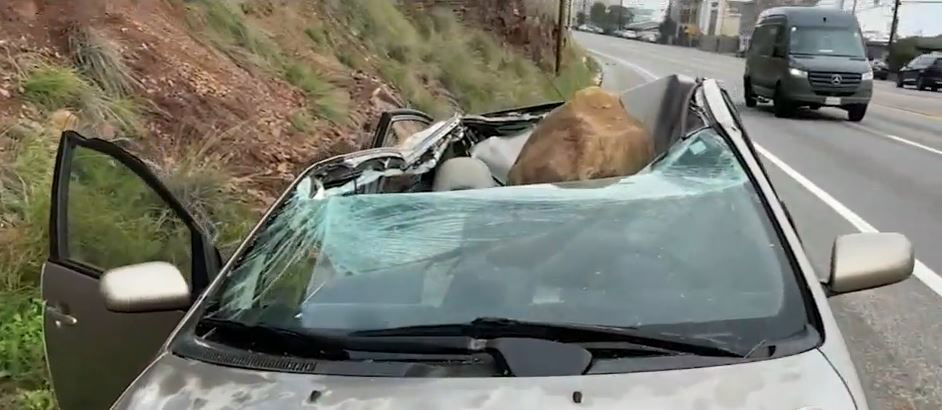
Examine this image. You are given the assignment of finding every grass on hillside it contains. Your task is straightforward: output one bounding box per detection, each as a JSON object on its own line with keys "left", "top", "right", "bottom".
{"left": 191, "top": 0, "right": 350, "bottom": 123}
{"left": 20, "top": 64, "right": 143, "bottom": 138}
{"left": 1, "top": 44, "right": 257, "bottom": 410}
{"left": 0, "top": 122, "right": 58, "bottom": 410}
{"left": 282, "top": 63, "right": 349, "bottom": 124}
{"left": 330, "top": 1, "right": 596, "bottom": 116}
{"left": 68, "top": 25, "right": 139, "bottom": 97}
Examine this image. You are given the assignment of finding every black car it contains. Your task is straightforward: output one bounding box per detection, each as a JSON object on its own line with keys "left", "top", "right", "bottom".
{"left": 897, "top": 53, "right": 942, "bottom": 91}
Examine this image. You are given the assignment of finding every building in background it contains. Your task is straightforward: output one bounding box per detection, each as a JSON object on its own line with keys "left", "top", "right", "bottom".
{"left": 698, "top": 0, "right": 746, "bottom": 37}
{"left": 671, "top": 0, "right": 703, "bottom": 44}
{"left": 691, "top": 0, "right": 754, "bottom": 52}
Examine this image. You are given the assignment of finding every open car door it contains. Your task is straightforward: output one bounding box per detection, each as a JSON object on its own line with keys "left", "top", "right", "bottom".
{"left": 370, "top": 109, "right": 434, "bottom": 148}
{"left": 42, "top": 131, "right": 220, "bottom": 410}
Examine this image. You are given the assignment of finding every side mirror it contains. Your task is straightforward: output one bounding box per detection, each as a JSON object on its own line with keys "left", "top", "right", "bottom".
{"left": 772, "top": 45, "right": 785, "bottom": 58}
{"left": 827, "top": 233, "right": 914, "bottom": 295}
{"left": 100, "top": 262, "right": 191, "bottom": 312}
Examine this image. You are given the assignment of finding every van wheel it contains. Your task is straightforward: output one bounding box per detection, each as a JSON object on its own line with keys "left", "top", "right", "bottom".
{"left": 847, "top": 104, "right": 867, "bottom": 122}
{"left": 744, "top": 79, "right": 757, "bottom": 107}
{"left": 773, "top": 87, "right": 793, "bottom": 118}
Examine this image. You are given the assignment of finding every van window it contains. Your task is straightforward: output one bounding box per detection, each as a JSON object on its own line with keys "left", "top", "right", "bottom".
{"left": 789, "top": 26, "right": 865, "bottom": 58}
{"left": 751, "top": 25, "right": 774, "bottom": 56}
{"left": 771, "top": 25, "right": 787, "bottom": 57}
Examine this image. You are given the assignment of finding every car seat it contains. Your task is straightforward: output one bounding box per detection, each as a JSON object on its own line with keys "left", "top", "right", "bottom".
{"left": 432, "top": 157, "right": 497, "bottom": 191}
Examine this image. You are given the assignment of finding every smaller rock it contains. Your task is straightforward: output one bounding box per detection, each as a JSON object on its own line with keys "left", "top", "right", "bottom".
{"left": 49, "top": 109, "right": 80, "bottom": 132}
{"left": 0, "top": 88, "right": 9, "bottom": 98}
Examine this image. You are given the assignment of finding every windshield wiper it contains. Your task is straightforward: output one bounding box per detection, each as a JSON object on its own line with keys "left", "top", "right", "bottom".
{"left": 197, "top": 317, "right": 474, "bottom": 357}
{"left": 350, "top": 317, "right": 745, "bottom": 358}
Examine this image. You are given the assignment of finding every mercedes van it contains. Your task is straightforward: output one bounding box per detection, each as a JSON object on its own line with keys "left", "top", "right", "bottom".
{"left": 743, "top": 7, "right": 873, "bottom": 121}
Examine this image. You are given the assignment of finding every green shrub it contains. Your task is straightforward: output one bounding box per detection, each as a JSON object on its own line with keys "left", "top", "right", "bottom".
{"left": 0, "top": 294, "right": 46, "bottom": 386}
{"left": 161, "top": 156, "right": 258, "bottom": 256}
{"left": 0, "top": 291, "right": 53, "bottom": 410}
{"left": 19, "top": 63, "right": 143, "bottom": 137}
{"left": 0, "top": 124, "right": 55, "bottom": 291}
{"left": 289, "top": 111, "right": 315, "bottom": 133}
{"left": 68, "top": 26, "right": 138, "bottom": 97}
{"left": 15, "top": 388, "right": 55, "bottom": 410}
{"left": 332, "top": 1, "right": 595, "bottom": 116}
{"left": 335, "top": 46, "right": 367, "bottom": 71}
{"left": 282, "top": 62, "right": 349, "bottom": 123}
{"left": 21, "top": 66, "right": 87, "bottom": 110}
{"left": 194, "top": 0, "right": 281, "bottom": 69}
{"left": 192, "top": 2, "right": 348, "bottom": 122}
{"left": 304, "top": 25, "right": 329, "bottom": 48}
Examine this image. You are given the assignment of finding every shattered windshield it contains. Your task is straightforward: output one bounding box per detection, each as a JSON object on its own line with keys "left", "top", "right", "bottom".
{"left": 207, "top": 128, "right": 807, "bottom": 347}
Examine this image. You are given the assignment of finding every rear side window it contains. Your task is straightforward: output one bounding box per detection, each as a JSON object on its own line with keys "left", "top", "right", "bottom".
{"left": 65, "top": 145, "right": 193, "bottom": 280}
{"left": 911, "top": 55, "right": 934, "bottom": 69}
{"left": 751, "top": 25, "right": 775, "bottom": 56}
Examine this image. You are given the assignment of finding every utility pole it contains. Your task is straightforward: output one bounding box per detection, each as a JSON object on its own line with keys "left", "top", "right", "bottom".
{"left": 555, "top": 0, "right": 570, "bottom": 74}
{"left": 852, "top": 0, "right": 858, "bottom": 13}
{"left": 887, "top": 0, "right": 901, "bottom": 55}
{"left": 619, "top": 0, "right": 625, "bottom": 29}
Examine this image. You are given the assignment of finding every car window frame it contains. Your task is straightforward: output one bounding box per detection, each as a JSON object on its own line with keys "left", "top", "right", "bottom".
{"left": 750, "top": 24, "right": 773, "bottom": 56}
{"left": 699, "top": 82, "right": 825, "bottom": 343}
{"left": 49, "top": 131, "right": 221, "bottom": 295}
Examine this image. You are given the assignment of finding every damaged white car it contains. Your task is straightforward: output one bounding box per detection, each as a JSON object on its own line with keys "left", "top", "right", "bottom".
{"left": 41, "top": 76, "right": 913, "bottom": 409}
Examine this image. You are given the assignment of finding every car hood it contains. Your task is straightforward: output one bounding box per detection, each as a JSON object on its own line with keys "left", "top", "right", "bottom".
{"left": 114, "top": 349, "right": 856, "bottom": 409}
{"left": 791, "top": 55, "right": 870, "bottom": 73}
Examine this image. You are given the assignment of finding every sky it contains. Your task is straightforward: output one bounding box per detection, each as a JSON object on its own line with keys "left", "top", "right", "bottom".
{"left": 814, "top": 0, "right": 942, "bottom": 38}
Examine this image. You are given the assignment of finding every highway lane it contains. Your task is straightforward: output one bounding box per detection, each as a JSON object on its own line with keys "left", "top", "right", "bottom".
{"left": 574, "top": 31, "right": 942, "bottom": 410}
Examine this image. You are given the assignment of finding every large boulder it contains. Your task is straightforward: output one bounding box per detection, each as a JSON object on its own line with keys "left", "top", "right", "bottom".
{"left": 507, "top": 86, "right": 653, "bottom": 186}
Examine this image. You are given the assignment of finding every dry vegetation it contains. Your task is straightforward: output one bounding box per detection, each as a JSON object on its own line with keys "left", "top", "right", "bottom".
{"left": 0, "top": 0, "right": 597, "bottom": 408}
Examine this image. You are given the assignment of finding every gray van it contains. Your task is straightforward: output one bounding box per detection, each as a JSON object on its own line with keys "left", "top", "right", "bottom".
{"left": 743, "top": 7, "right": 873, "bottom": 121}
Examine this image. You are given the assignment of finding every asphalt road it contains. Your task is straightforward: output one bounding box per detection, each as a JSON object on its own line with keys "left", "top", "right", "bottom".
{"left": 574, "top": 31, "right": 942, "bottom": 410}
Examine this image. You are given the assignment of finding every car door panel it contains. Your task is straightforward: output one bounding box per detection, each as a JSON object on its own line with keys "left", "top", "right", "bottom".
{"left": 42, "top": 263, "right": 185, "bottom": 410}
{"left": 751, "top": 24, "right": 779, "bottom": 95}
{"left": 42, "top": 131, "right": 219, "bottom": 410}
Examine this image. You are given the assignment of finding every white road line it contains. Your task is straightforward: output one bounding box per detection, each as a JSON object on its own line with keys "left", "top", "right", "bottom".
{"left": 756, "top": 144, "right": 942, "bottom": 297}
{"left": 886, "top": 134, "right": 942, "bottom": 156}
{"left": 845, "top": 122, "right": 942, "bottom": 157}
{"left": 596, "top": 48, "right": 942, "bottom": 297}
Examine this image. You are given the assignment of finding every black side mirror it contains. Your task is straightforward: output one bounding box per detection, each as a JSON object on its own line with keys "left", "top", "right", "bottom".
{"left": 772, "top": 46, "right": 786, "bottom": 58}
